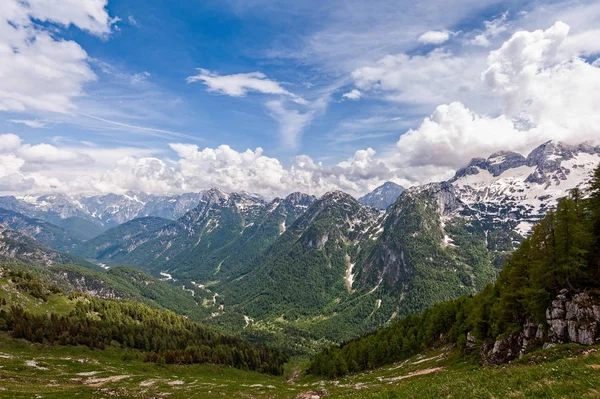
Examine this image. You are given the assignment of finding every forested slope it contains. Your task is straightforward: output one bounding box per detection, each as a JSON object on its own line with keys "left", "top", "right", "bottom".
{"left": 0, "top": 265, "right": 286, "bottom": 375}
{"left": 310, "top": 164, "right": 600, "bottom": 377}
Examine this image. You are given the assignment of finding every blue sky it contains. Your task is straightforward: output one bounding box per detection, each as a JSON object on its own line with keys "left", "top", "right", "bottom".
{"left": 1, "top": 0, "right": 600, "bottom": 197}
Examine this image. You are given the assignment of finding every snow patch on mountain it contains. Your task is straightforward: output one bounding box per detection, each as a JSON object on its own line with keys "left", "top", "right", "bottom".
{"left": 450, "top": 141, "right": 600, "bottom": 234}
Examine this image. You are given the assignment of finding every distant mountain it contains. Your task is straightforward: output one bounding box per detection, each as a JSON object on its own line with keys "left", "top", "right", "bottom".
{"left": 0, "top": 223, "right": 98, "bottom": 269}
{"left": 450, "top": 141, "right": 600, "bottom": 235}
{"left": 73, "top": 189, "right": 317, "bottom": 282}
{"left": 0, "top": 191, "right": 205, "bottom": 236}
{"left": 60, "top": 141, "right": 600, "bottom": 349}
{"left": 0, "top": 208, "right": 81, "bottom": 251}
{"left": 358, "top": 182, "right": 405, "bottom": 209}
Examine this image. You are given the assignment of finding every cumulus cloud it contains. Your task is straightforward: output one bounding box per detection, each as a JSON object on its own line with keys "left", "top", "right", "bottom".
{"left": 418, "top": 30, "right": 451, "bottom": 45}
{"left": 348, "top": 49, "right": 482, "bottom": 105}
{"left": 17, "top": 144, "right": 92, "bottom": 165}
{"left": 0, "top": 132, "right": 399, "bottom": 197}
{"left": 165, "top": 143, "right": 392, "bottom": 197}
{"left": 483, "top": 21, "right": 600, "bottom": 143}
{"left": 0, "top": 134, "right": 22, "bottom": 151}
{"left": 1, "top": 21, "right": 600, "bottom": 198}
{"left": 187, "top": 69, "right": 308, "bottom": 105}
{"left": 386, "top": 21, "right": 600, "bottom": 184}
{"left": 0, "top": 0, "right": 114, "bottom": 113}
{"left": 342, "top": 89, "right": 363, "bottom": 100}
{"left": 390, "top": 102, "right": 526, "bottom": 180}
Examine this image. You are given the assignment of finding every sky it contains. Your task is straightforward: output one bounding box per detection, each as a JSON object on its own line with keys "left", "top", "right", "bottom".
{"left": 1, "top": 0, "right": 600, "bottom": 198}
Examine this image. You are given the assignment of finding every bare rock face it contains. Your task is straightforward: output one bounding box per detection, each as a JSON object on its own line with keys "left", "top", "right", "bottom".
{"left": 480, "top": 289, "right": 600, "bottom": 364}
{"left": 546, "top": 290, "right": 600, "bottom": 346}
{"left": 466, "top": 332, "right": 476, "bottom": 349}
{"left": 483, "top": 333, "right": 524, "bottom": 364}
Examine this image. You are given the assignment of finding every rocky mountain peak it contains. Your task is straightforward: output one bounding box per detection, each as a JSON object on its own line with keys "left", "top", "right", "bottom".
{"left": 320, "top": 190, "right": 358, "bottom": 207}
{"left": 486, "top": 151, "right": 527, "bottom": 176}
{"left": 525, "top": 140, "right": 574, "bottom": 170}
{"left": 202, "top": 188, "right": 229, "bottom": 204}
{"left": 358, "top": 182, "right": 405, "bottom": 209}
{"left": 406, "top": 182, "right": 462, "bottom": 217}
{"left": 284, "top": 192, "right": 316, "bottom": 206}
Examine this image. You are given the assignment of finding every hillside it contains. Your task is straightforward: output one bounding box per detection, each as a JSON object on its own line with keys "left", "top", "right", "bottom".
{"left": 1, "top": 263, "right": 598, "bottom": 397}
{"left": 74, "top": 190, "right": 316, "bottom": 283}
{"left": 0, "top": 265, "right": 286, "bottom": 376}
{"left": 0, "top": 330, "right": 599, "bottom": 398}
{"left": 0, "top": 224, "right": 99, "bottom": 270}
{"left": 0, "top": 208, "right": 81, "bottom": 251}
{"left": 309, "top": 163, "right": 600, "bottom": 377}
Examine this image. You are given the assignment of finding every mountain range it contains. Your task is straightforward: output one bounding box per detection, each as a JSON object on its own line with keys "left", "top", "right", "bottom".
{"left": 0, "top": 140, "right": 598, "bottom": 352}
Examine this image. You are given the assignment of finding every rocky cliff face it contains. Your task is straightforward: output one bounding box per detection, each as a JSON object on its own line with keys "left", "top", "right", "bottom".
{"left": 481, "top": 289, "right": 600, "bottom": 364}
{"left": 546, "top": 290, "right": 600, "bottom": 346}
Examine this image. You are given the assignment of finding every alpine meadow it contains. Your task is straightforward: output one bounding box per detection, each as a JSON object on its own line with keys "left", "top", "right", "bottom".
{"left": 1, "top": 1, "right": 600, "bottom": 398}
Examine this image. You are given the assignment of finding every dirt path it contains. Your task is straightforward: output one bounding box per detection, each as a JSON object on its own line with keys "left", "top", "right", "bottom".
{"left": 85, "top": 375, "right": 130, "bottom": 387}
{"left": 385, "top": 367, "right": 444, "bottom": 382}
{"left": 287, "top": 366, "right": 301, "bottom": 383}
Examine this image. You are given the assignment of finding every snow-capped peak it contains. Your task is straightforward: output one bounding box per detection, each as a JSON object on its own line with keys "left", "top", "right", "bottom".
{"left": 450, "top": 141, "right": 600, "bottom": 235}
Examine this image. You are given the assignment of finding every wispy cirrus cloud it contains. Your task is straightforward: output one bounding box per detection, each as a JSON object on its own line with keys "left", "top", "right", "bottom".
{"left": 8, "top": 119, "right": 47, "bottom": 128}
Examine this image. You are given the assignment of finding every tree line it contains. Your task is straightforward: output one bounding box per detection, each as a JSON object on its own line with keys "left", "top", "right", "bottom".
{"left": 0, "top": 271, "right": 286, "bottom": 375}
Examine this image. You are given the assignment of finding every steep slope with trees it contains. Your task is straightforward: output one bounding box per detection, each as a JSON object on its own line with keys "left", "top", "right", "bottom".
{"left": 0, "top": 265, "right": 286, "bottom": 375}
{"left": 309, "top": 164, "right": 600, "bottom": 377}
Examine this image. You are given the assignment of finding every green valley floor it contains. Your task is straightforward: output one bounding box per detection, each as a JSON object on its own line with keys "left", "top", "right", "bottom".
{"left": 0, "top": 334, "right": 599, "bottom": 398}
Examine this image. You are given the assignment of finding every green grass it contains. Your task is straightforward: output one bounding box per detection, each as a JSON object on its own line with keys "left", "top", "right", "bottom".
{"left": 1, "top": 334, "right": 599, "bottom": 398}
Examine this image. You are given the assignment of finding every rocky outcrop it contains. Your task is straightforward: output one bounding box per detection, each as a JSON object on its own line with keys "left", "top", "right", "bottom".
{"left": 546, "top": 289, "right": 600, "bottom": 346}
{"left": 479, "top": 289, "right": 600, "bottom": 364}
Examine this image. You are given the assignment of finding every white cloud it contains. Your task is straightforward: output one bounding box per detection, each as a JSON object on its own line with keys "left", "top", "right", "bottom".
{"left": 390, "top": 102, "right": 526, "bottom": 178}
{"left": 1, "top": 21, "right": 600, "bottom": 198}
{"left": 265, "top": 100, "right": 314, "bottom": 149}
{"left": 342, "top": 89, "right": 363, "bottom": 100}
{"left": 0, "top": 134, "right": 22, "bottom": 151}
{"left": 23, "top": 0, "right": 117, "bottom": 36}
{"left": 0, "top": 0, "right": 114, "bottom": 113}
{"left": 349, "top": 49, "right": 483, "bottom": 106}
{"left": 418, "top": 30, "right": 451, "bottom": 45}
{"left": 384, "top": 21, "right": 600, "bottom": 184}
{"left": 482, "top": 21, "right": 600, "bottom": 144}
{"left": 187, "top": 68, "right": 308, "bottom": 105}
{"left": 128, "top": 15, "right": 140, "bottom": 27}
{"left": 0, "top": 132, "right": 397, "bottom": 197}
{"left": 8, "top": 119, "right": 46, "bottom": 128}
{"left": 167, "top": 143, "right": 392, "bottom": 197}
{"left": 92, "top": 157, "right": 185, "bottom": 195}
{"left": 17, "top": 143, "right": 92, "bottom": 165}
{"left": 468, "top": 12, "right": 509, "bottom": 47}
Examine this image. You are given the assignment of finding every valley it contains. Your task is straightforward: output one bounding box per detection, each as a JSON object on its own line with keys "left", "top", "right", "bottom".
{"left": 1, "top": 141, "right": 599, "bottom": 398}
{"left": 0, "top": 141, "right": 598, "bottom": 354}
